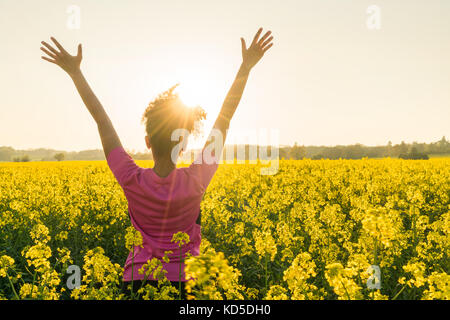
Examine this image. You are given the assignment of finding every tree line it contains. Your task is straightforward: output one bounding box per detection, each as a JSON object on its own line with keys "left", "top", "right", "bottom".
{"left": 0, "top": 137, "right": 448, "bottom": 162}
{"left": 281, "top": 136, "right": 449, "bottom": 160}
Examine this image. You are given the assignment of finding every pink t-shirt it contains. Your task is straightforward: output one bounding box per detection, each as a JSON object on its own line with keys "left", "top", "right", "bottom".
{"left": 106, "top": 147, "right": 218, "bottom": 282}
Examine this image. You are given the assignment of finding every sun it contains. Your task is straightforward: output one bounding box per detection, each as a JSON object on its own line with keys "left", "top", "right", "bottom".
{"left": 171, "top": 65, "right": 228, "bottom": 149}
{"left": 176, "top": 83, "right": 205, "bottom": 108}
{"left": 173, "top": 68, "right": 224, "bottom": 122}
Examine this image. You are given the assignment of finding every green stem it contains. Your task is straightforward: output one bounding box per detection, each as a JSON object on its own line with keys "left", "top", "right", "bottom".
{"left": 137, "top": 269, "right": 152, "bottom": 300}
{"left": 373, "top": 236, "right": 379, "bottom": 266}
{"left": 9, "top": 268, "right": 25, "bottom": 287}
{"left": 30, "top": 271, "right": 37, "bottom": 299}
{"left": 392, "top": 284, "right": 407, "bottom": 300}
{"left": 6, "top": 273, "right": 20, "bottom": 300}
{"left": 340, "top": 279, "right": 351, "bottom": 300}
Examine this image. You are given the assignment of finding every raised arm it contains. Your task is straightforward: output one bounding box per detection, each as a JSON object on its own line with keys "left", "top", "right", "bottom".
{"left": 40, "top": 37, "right": 122, "bottom": 158}
{"left": 204, "top": 28, "right": 274, "bottom": 155}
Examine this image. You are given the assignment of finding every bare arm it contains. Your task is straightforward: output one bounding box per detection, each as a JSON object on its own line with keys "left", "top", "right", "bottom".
{"left": 205, "top": 28, "right": 274, "bottom": 153}
{"left": 40, "top": 37, "right": 122, "bottom": 158}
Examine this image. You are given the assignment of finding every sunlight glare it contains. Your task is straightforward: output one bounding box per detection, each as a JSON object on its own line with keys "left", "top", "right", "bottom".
{"left": 174, "top": 69, "right": 223, "bottom": 123}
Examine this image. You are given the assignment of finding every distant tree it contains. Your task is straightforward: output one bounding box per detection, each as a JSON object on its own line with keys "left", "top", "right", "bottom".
{"left": 385, "top": 140, "right": 393, "bottom": 156}
{"left": 399, "top": 147, "right": 429, "bottom": 160}
{"left": 0, "top": 147, "right": 15, "bottom": 161}
{"left": 288, "top": 142, "right": 306, "bottom": 159}
{"left": 54, "top": 153, "right": 65, "bottom": 161}
{"left": 438, "top": 136, "right": 449, "bottom": 153}
{"left": 399, "top": 153, "right": 429, "bottom": 160}
{"left": 21, "top": 155, "right": 30, "bottom": 162}
{"left": 399, "top": 141, "right": 408, "bottom": 154}
{"left": 279, "top": 147, "right": 289, "bottom": 160}
{"left": 312, "top": 154, "right": 324, "bottom": 160}
{"left": 345, "top": 144, "right": 365, "bottom": 159}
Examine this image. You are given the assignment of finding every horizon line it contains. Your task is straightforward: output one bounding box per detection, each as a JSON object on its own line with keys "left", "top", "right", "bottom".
{"left": 1, "top": 136, "right": 447, "bottom": 153}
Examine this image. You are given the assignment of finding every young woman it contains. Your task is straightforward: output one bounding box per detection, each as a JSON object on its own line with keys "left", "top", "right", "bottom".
{"left": 40, "top": 28, "right": 274, "bottom": 297}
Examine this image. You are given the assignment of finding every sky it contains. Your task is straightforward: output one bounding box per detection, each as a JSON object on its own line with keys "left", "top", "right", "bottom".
{"left": 0, "top": 0, "right": 449, "bottom": 152}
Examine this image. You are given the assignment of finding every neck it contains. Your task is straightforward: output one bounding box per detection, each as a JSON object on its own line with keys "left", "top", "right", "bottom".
{"left": 153, "top": 157, "right": 176, "bottom": 178}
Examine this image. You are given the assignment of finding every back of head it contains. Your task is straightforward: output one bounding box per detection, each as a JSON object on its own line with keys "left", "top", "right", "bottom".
{"left": 142, "top": 85, "right": 206, "bottom": 158}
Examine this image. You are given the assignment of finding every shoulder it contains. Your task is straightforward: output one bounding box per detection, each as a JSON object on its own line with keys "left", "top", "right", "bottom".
{"left": 106, "top": 147, "right": 141, "bottom": 186}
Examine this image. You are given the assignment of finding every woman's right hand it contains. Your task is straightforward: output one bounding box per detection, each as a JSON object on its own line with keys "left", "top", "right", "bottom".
{"left": 40, "top": 37, "right": 82, "bottom": 77}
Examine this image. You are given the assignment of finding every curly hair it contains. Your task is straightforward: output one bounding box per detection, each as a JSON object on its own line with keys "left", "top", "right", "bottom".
{"left": 142, "top": 85, "right": 206, "bottom": 158}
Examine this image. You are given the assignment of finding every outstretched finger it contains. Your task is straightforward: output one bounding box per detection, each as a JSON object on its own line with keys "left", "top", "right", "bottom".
{"left": 50, "top": 37, "right": 68, "bottom": 54}
{"left": 258, "top": 31, "right": 272, "bottom": 46}
{"left": 241, "top": 38, "right": 247, "bottom": 55}
{"left": 41, "top": 56, "right": 57, "bottom": 64}
{"left": 261, "top": 36, "right": 273, "bottom": 48}
{"left": 251, "top": 28, "right": 263, "bottom": 46}
{"left": 41, "top": 41, "right": 59, "bottom": 55}
{"left": 262, "top": 43, "right": 273, "bottom": 53}
{"left": 40, "top": 47, "right": 57, "bottom": 59}
{"left": 77, "top": 44, "right": 82, "bottom": 58}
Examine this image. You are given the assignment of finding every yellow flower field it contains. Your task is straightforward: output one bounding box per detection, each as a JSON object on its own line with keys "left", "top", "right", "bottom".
{"left": 0, "top": 159, "right": 449, "bottom": 300}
